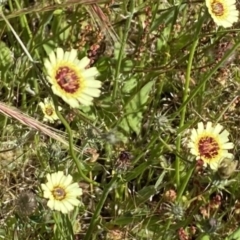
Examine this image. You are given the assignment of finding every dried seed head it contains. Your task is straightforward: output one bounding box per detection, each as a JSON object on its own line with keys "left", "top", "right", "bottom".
{"left": 115, "top": 151, "right": 132, "bottom": 172}
{"left": 15, "top": 191, "right": 38, "bottom": 216}
{"left": 164, "top": 202, "right": 185, "bottom": 220}
{"left": 101, "top": 131, "right": 123, "bottom": 145}
{"left": 217, "top": 158, "right": 238, "bottom": 179}
{"left": 170, "top": 203, "right": 185, "bottom": 220}
{"left": 163, "top": 189, "right": 177, "bottom": 202}
{"left": 206, "top": 218, "right": 219, "bottom": 233}
{"left": 106, "top": 228, "right": 124, "bottom": 240}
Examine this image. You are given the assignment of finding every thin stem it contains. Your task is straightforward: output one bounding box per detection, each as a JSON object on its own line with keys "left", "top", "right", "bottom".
{"left": 52, "top": 98, "right": 99, "bottom": 186}
{"left": 176, "top": 163, "right": 195, "bottom": 202}
{"left": 162, "top": 164, "right": 195, "bottom": 238}
{"left": 1, "top": 5, "right": 39, "bottom": 94}
{"left": 112, "top": 0, "right": 135, "bottom": 100}
{"left": 173, "top": 37, "right": 240, "bottom": 117}
{"left": 33, "top": 63, "right": 99, "bottom": 186}
{"left": 84, "top": 174, "right": 119, "bottom": 240}
{"left": 216, "top": 96, "right": 238, "bottom": 123}
{"left": 13, "top": 0, "right": 32, "bottom": 38}
{"left": 13, "top": 0, "right": 40, "bottom": 94}
{"left": 161, "top": 219, "right": 172, "bottom": 240}
{"left": 0, "top": 8, "right": 34, "bottom": 63}
{"left": 175, "top": 38, "right": 199, "bottom": 187}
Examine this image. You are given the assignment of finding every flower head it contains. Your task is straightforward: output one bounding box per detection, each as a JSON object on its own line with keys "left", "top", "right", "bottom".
{"left": 205, "top": 0, "right": 238, "bottom": 28}
{"left": 44, "top": 48, "right": 101, "bottom": 108}
{"left": 187, "top": 122, "right": 234, "bottom": 170}
{"left": 41, "top": 171, "right": 82, "bottom": 214}
{"left": 39, "top": 98, "right": 61, "bottom": 123}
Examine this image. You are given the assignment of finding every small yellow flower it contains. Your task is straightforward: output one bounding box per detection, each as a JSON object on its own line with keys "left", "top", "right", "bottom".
{"left": 187, "top": 122, "right": 234, "bottom": 170}
{"left": 44, "top": 48, "right": 101, "bottom": 108}
{"left": 39, "top": 98, "right": 61, "bottom": 123}
{"left": 41, "top": 171, "right": 82, "bottom": 214}
{"left": 205, "top": 0, "right": 239, "bottom": 28}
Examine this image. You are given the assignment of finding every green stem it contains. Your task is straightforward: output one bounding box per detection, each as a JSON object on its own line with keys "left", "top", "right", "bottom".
{"left": 150, "top": 0, "right": 161, "bottom": 29}
{"left": 174, "top": 37, "right": 240, "bottom": 117}
{"left": 162, "top": 164, "right": 195, "bottom": 238}
{"left": 175, "top": 38, "right": 199, "bottom": 187}
{"left": 52, "top": 98, "right": 99, "bottom": 186}
{"left": 0, "top": 8, "right": 34, "bottom": 62}
{"left": 176, "top": 164, "right": 195, "bottom": 202}
{"left": 216, "top": 96, "right": 238, "bottom": 123}
{"left": 133, "top": 134, "right": 159, "bottom": 164}
{"left": 32, "top": 62, "right": 99, "bottom": 186}
{"left": 13, "top": 0, "right": 32, "bottom": 38}
{"left": 53, "top": 212, "right": 63, "bottom": 239}
{"left": 13, "top": 0, "right": 40, "bottom": 94}
{"left": 1, "top": 116, "right": 8, "bottom": 138}
{"left": 84, "top": 174, "right": 119, "bottom": 240}
{"left": 112, "top": 0, "right": 135, "bottom": 100}
{"left": 161, "top": 219, "right": 172, "bottom": 240}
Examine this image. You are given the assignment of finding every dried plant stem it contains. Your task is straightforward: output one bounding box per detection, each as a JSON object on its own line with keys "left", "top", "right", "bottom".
{"left": 87, "top": 3, "right": 120, "bottom": 44}
{"left": 0, "top": 0, "right": 103, "bottom": 21}
{"left": 0, "top": 101, "right": 80, "bottom": 151}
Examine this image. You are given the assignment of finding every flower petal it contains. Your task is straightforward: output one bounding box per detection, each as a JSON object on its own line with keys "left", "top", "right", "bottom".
{"left": 44, "top": 48, "right": 101, "bottom": 108}
{"left": 41, "top": 171, "right": 83, "bottom": 213}
{"left": 56, "top": 48, "right": 64, "bottom": 60}
{"left": 78, "top": 57, "right": 90, "bottom": 69}
{"left": 187, "top": 121, "right": 234, "bottom": 170}
{"left": 206, "top": 0, "right": 238, "bottom": 28}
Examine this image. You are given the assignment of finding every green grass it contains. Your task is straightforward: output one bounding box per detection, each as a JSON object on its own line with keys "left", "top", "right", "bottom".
{"left": 0, "top": 0, "right": 240, "bottom": 239}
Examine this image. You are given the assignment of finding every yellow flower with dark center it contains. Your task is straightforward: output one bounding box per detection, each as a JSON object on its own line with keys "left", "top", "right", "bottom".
{"left": 41, "top": 171, "right": 82, "bottom": 214}
{"left": 187, "top": 122, "right": 234, "bottom": 170}
{"left": 205, "top": 0, "right": 238, "bottom": 28}
{"left": 44, "top": 48, "right": 101, "bottom": 108}
{"left": 39, "top": 98, "right": 61, "bottom": 123}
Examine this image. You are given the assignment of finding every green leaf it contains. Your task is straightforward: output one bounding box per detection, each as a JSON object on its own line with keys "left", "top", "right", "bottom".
{"left": 151, "top": 4, "right": 186, "bottom": 32}
{"left": 59, "top": 21, "right": 71, "bottom": 42}
{"left": 0, "top": 229, "right": 6, "bottom": 238}
{"left": 136, "top": 186, "right": 157, "bottom": 205}
{"left": 111, "top": 215, "right": 136, "bottom": 226}
{"left": 135, "top": 228, "right": 154, "bottom": 238}
{"left": 43, "top": 40, "right": 57, "bottom": 55}
{"left": 126, "top": 162, "right": 150, "bottom": 181}
{"left": 122, "top": 77, "right": 138, "bottom": 94}
{"left": 226, "top": 227, "right": 240, "bottom": 240}
{"left": 119, "top": 80, "right": 154, "bottom": 134}
{"left": 199, "top": 235, "right": 210, "bottom": 240}
{"left": 0, "top": 41, "right": 14, "bottom": 68}
{"left": 114, "top": 42, "right": 122, "bottom": 60}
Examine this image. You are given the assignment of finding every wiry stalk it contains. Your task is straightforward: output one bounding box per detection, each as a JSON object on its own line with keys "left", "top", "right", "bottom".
{"left": 0, "top": 101, "right": 81, "bottom": 151}
{"left": 0, "top": 0, "right": 103, "bottom": 21}
{"left": 87, "top": 3, "right": 120, "bottom": 44}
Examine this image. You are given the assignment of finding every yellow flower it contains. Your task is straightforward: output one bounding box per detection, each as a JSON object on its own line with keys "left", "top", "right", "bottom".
{"left": 187, "top": 122, "right": 234, "bottom": 170}
{"left": 205, "top": 0, "right": 239, "bottom": 28}
{"left": 44, "top": 48, "right": 101, "bottom": 108}
{"left": 39, "top": 98, "right": 61, "bottom": 123}
{"left": 41, "top": 171, "right": 82, "bottom": 214}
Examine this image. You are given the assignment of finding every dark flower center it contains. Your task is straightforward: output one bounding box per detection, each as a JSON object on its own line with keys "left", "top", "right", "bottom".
{"left": 211, "top": 1, "right": 224, "bottom": 16}
{"left": 45, "top": 106, "right": 54, "bottom": 116}
{"left": 52, "top": 187, "right": 66, "bottom": 200}
{"left": 55, "top": 67, "right": 80, "bottom": 94}
{"left": 198, "top": 136, "right": 220, "bottom": 160}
